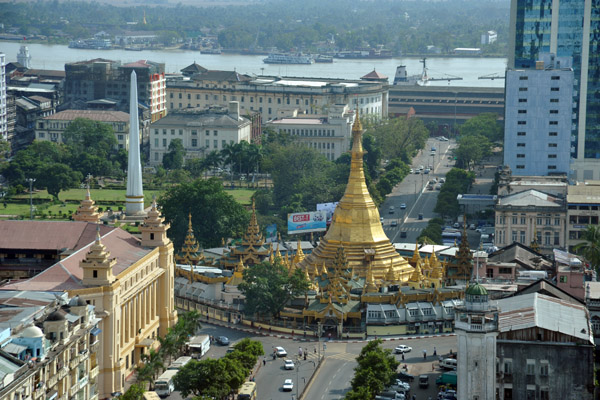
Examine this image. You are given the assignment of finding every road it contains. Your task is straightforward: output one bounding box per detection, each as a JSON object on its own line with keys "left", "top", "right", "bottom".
{"left": 161, "top": 323, "right": 457, "bottom": 400}
{"left": 380, "top": 137, "right": 456, "bottom": 243}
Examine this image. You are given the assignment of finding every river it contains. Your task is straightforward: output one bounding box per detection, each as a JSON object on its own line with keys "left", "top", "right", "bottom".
{"left": 0, "top": 42, "right": 506, "bottom": 88}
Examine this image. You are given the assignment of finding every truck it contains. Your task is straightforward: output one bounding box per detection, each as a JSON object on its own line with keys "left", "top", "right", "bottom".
{"left": 187, "top": 335, "right": 210, "bottom": 359}
{"left": 154, "top": 369, "right": 179, "bottom": 397}
{"left": 436, "top": 371, "right": 457, "bottom": 386}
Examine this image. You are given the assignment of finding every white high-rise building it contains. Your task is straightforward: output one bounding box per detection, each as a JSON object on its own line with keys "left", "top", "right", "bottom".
{"left": 0, "top": 53, "right": 7, "bottom": 142}
{"left": 455, "top": 283, "right": 499, "bottom": 400}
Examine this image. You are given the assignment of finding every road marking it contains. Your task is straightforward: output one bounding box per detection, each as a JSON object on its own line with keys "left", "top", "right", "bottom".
{"left": 328, "top": 352, "right": 357, "bottom": 362}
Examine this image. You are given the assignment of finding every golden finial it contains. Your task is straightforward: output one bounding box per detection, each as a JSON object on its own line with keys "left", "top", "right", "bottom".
{"left": 275, "top": 243, "right": 282, "bottom": 259}
{"left": 363, "top": 262, "right": 378, "bottom": 294}
{"left": 320, "top": 262, "right": 328, "bottom": 276}
{"left": 293, "top": 238, "right": 305, "bottom": 264}
{"left": 385, "top": 264, "right": 396, "bottom": 283}
{"left": 409, "top": 260, "right": 425, "bottom": 283}
{"left": 222, "top": 237, "right": 226, "bottom": 247}
{"left": 188, "top": 212, "right": 193, "bottom": 231}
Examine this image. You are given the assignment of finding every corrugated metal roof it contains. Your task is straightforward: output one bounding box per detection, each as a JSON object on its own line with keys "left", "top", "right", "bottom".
{"left": 497, "top": 293, "right": 593, "bottom": 344}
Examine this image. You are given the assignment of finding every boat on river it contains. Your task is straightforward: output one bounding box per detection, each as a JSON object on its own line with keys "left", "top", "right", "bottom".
{"left": 263, "top": 53, "right": 314, "bottom": 64}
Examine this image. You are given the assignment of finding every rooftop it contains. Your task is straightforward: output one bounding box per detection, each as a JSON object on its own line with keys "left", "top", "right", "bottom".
{"left": 43, "top": 109, "right": 129, "bottom": 123}
{"left": 497, "top": 189, "right": 563, "bottom": 208}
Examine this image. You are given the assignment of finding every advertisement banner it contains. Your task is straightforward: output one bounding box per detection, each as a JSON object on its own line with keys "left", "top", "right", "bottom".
{"left": 287, "top": 211, "right": 327, "bottom": 234}
{"left": 265, "top": 224, "right": 277, "bottom": 243}
{"left": 316, "top": 202, "right": 338, "bottom": 222}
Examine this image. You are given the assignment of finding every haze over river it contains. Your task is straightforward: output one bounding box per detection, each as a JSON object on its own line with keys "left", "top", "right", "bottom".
{"left": 1, "top": 42, "right": 506, "bottom": 88}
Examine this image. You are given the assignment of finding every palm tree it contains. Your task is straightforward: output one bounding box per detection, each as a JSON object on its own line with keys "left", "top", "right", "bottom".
{"left": 220, "top": 142, "right": 237, "bottom": 185}
{"left": 136, "top": 348, "right": 164, "bottom": 390}
{"left": 202, "top": 150, "right": 222, "bottom": 179}
{"left": 574, "top": 225, "right": 600, "bottom": 275}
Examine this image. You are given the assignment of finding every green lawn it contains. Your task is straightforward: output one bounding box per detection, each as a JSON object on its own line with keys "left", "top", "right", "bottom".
{"left": 2, "top": 187, "right": 255, "bottom": 219}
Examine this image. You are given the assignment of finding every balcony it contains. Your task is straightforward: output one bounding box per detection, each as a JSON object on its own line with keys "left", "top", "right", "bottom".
{"left": 89, "top": 395, "right": 98, "bottom": 400}
{"left": 58, "top": 367, "right": 68, "bottom": 380}
{"left": 48, "top": 374, "right": 58, "bottom": 388}
{"left": 69, "top": 383, "right": 79, "bottom": 397}
{"left": 90, "top": 366, "right": 99, "bottom": 380}
{"left": 69, "top": 355, "right": 80, "bottom": 369}
{"left": 78, "top": 376, "right": 89, "bottom": 390}
{"left": 455, "top": 320, "right": 497, "bottom": 332}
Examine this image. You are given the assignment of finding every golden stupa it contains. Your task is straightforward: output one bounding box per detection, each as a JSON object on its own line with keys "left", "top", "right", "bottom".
{"left": 297, "top": 112, "right": 413, "bottom": 280}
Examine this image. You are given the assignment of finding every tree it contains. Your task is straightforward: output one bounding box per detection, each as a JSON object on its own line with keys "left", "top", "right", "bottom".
{"left": 62, "top": 118, "right": 117, "bottom": 158}
{"left": 454, "top": 134, "right": 492, "bottom": 170}
{"left": 574, "top": 225, "right": 600, "bottom": 275}
{"left": 159, "top": 178, "right": 249, "bottom": 249}
{"left": 174, "top": 358, "right": 246, "bottom": 399}
{"left": 345, "top": 339, "right": 399, "bottom": 399}
{"left": 135, "top": 348, "right": 164, "bottom": 389}
{"left": 238, "top": 260, "right": 310, "bottom": 319}
{"left": 121, "top": 383, "right": 146, "bottom": 400}
{"left": 38, "top": 163, "right": 83, "bottom": 200}
{"left": 459, "top": 113, "right": 503, "bottom": 143}
{"left": 162, "top": 138, "right": 186, "bottom": 170}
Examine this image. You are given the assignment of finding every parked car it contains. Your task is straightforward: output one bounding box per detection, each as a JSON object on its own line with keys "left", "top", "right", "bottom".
{"left": 284, "top": 359, "right": 295, "bottom": 370}
{"left": 389, "top": 206, "right": 395, "bottom": 214}
{"left": 440, "top": 358, "right": 457, "bottom": 370}
{"left": 391, "top": 220, "right": 398, "bottom": 227}
{"left": 216, "top": 336, "right": 229, "bottom": 346}
{"left": 423, "top": 168, "right": 430, "bottom": 174}
{"left": 409, "top": 168, "right": 414, "bottom": 173}
{"left": 418, "top": 213, "right": 424, "bottom": 220}
{"left": 394, "top": 345, "right": 412, "bottom": 354}
{"left": 469, "top": 223, "right": 476, "bottom": 230}
{"left": 439, "top": 178, "right": 445, "bottom": 183}
{"left": 394, "top": 380, "right": 410, "bottom": 391}
{"left": 418, "top": 374, "right": 429, "bottom": 388}
{"left": 400, "top": 203, "right": 406, "bottom": 209}
{"left": 275, "top": 346, "right": 287, "bottom": 357}
{"left": 397, "top": 371, "right": 415, "bottom": 382}
{"left": 400, "top": 231, "right": 407, "bottom": 238}
{"left": 282, "top": 379, "right": 294, "bottom": 391}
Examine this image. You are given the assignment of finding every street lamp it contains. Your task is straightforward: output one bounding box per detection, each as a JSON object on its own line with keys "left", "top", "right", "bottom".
{"left": 26, "top": 178, "right": 36, "bottom": 220}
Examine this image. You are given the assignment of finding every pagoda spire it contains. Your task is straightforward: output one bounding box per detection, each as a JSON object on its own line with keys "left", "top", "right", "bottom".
{"left": 363, "top": 261, "right": 378, "bottom": 294}
{"left": 297, "top": 109, "right": 412, "bottom": 280}
{"left": 125, "top": 70, "right": 145, "bottom": 215}
{"left": 410, "top": 241, "right": 421, "bottom": 265}
{"left": 293, "top": 239, "right": 305, "bottom": 264}
{"left": 175, "top": 213, "right": 204, "bottom": 280}
{"left": 455, "top": 223, "right": 473, "bottom": 281}
{"left": 73, "top": 186, "right": 101, "bottom": 223}
{"left": 242, "top": 198, "right": 264, "bottom": 247}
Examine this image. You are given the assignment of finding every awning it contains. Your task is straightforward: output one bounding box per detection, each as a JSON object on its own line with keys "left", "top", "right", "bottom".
{"left": 135, "top": 338, "right": 155, "bottom": 348}
{"left": 90, "top": 327, "right": 102, "bottom": 336}
{"left": 65, "top": 313, "right": 80, "bottom": 323}
{"left": 3, "top": 343, "right": 27, "bottom": 355}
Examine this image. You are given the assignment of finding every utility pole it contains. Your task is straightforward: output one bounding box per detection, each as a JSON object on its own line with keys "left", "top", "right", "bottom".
{"left": 27, "top": 178, "right": 36, "bottom": 220}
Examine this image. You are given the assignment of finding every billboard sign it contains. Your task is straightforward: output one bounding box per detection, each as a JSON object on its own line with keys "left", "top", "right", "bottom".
{"left": 265, "top": 224, "right": 277, "bottom": 243}
{"left": 317, "top": 202, "right": 338, "bottom": 222}
{"left": 287, "top": 211, "right": 327, "bottom": 234}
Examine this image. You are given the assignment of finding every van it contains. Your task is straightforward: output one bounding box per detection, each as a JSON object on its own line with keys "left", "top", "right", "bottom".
{"left": 440, "top": 358, "right": 457, "bottom": 370}
{"left": 389, "top": 206, "right": 395, "bottom": 214}
{"left": 418, "top": 374, "right": 429, "bottom": 388}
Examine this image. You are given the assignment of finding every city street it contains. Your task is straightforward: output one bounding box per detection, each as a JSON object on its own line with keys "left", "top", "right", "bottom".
{"left": 380, "top": 137, "right": 456, "bottom": 243}
{"left": 162, "top": 322, "right": 457, "bottom": 400}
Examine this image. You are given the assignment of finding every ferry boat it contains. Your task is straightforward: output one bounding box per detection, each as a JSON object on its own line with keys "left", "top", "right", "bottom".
{"left": 69, "top": 38, "right": 112, "bottom": 50}
{"left": 263, "top": 53, "right": 314, "bottom": 64}
{"left": 315, "top": 55, "right": 333, "bottom": 63}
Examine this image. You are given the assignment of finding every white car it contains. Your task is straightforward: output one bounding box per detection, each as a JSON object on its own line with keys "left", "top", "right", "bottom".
{"left": 275, "top": 346, "right": 287, "bottom": 357}
{"left": 394, "top": 379, "right": 411, "bottom": 391}
{"left": 282, "top": 378, "right": 294, "bottom": 392}
{"left": 284, "top": 359, "right": 295, "bottom": 370}
{"left": 394, "top": 344, "right": 412, "bottom": 354}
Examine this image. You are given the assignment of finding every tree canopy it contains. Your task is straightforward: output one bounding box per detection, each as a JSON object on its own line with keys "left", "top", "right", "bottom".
{"left": 159, "top": 178, "right": 249, "bottom": 250}
{"left": 238, "top": 260, "right": 310, "bottom": 318}
{"left": 574, "top": 225, "right": 600, "bottom": 275}
{"left": 162, "top": 138, "right": 186, "bottom": 170}
{"left": 344, "top": 339, "right": 399, "bottom": 399}
{"left": 459, "top": 113, "right": 503, "bottom": 143}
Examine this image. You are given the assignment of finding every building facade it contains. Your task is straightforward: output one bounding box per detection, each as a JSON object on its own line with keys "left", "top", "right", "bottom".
{"left": 566, "top": 182, "right": 600, "bottom": 252}
{"left": 265, "top": 104, "right": 355, "bottom": 160}
{"left": 494, "top": 189, "right": 567, "bottom": 255}
{"left": 64, "top": 59, "right": 167, "bottom": 123}
{"left": 0, "top": 53, "right": 7, "bottom": 142}
{"left": 503, "top": 56, "right": 574, "bottom": 176}
{"left": 0, "top": 206, "right": 177, "bottom": 399}
{"left": 166, "top": 66, "right": 388, "bottom": 123}
{"left": 509, "top": 0, "right": 600, "bottom": 181}
{"left": 35, "top": 109, "right": 132, "bottom": 150}
{"left": 149, "top": 102, "right": 251, "bottom": 165}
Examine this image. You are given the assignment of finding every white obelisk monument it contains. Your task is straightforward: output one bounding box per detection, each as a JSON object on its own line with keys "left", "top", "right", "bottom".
{"left": 125, "top": 71, "right": 145, "bottom": 215}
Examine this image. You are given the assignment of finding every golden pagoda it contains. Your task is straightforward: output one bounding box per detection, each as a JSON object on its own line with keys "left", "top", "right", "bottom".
{"left": 409, "top": 241, "right": 421, "bottom": 265}
{"left": 293, "top": 239, "right": 306, "bottom": 264}
{"left": 452, "top": 223, "right": 473, "bottom": 282}
{"left": 175, "top": 213, "right": 205, "bottom": 282}
{"left": 297, "top": 112, "right": 412, "bottom": 280}
{"left": 73, "top": 187, "right": 101, "bottom": 223}
{"left": 220, "top": 199, "right": 269, "bottom": 269}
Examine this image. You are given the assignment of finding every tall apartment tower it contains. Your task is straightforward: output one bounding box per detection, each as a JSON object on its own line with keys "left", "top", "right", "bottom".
{"left": 504, "top": 54, "right": 574, "bottom": 176}
{"left": 0, "top": 53, "right": 7, "bottom": 142}
{"left": 509, "top": 0, "right": 600, "bottom": 180}
{"left": 455, "top": 283, "right": 499, "bottom": 400}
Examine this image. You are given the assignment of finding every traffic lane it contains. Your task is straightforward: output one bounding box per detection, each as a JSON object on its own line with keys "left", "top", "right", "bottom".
{"left": 303, "top": 357, "right": 356, "bottom": 400}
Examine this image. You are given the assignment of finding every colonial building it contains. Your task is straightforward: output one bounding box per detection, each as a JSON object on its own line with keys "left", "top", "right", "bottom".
{"left": 149, "top": 102, "right": 251, "bottom": 166}
{"left": 35, "top": 109, "right": 132, "bottom": 150}
{"left": 167, "top": 64, "right": 388, "bottom": 123}
{"left": 0, "top": 292, "right": 101, "bottom": 400}
{"left": 265, "top": 104, "right": 355, "bottom": 160}
{"left": 494, "top": 189, "right": 567, "bottom": 255}
{"left": 0, "top": 202, "right": 177, "bottom": 398}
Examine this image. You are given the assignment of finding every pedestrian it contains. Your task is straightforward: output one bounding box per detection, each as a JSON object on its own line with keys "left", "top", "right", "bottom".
{"left": 263, "top": 358, "right": 266, "bottom": 366}
{"left": 314, "top": 347, "right": 317, "bottom": 354}
{"left": 432, "top": 363, "right": 435, "bottom": 371}
{"left": 433, "top": 346, "right": 437, "bottom": 356}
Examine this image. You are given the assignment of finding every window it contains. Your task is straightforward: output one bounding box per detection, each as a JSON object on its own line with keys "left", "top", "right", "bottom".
{"left": 518, "top": 98, "right": 527, "bottom": 103}
{"left": 178, "top": 93, "right": 182, "bottom": 99}
{"left": 191, "top": 130, "right": 197, "bottom": 136}
{"left": 518, "top": 121, "right": 527, "bottom": 125}
{"left": 549, "top": 109, "right": 558, "bottom": 114}
{"left": 206, "top": 139, "right": 210, "bottom": 148}
{"left": 551, "top": 87, "right": 559, "bottom": 91}
{"left": 517, "top": 154, "right": 525, "bottom": 158}
{"left": 154, "top": 138, "right": 159, "bottom": 147}
{"left": 187, "top": 94, "right": 191, "bottom": 100}
{"left": 516, "top": 165, "right": 525, "bottom": 169}
{"left": 548, "top": 165, "right": 557, "bottom": 170}
{"left": 93, "top": 270, "right": 98, "bottom": 278}
{"left": 549, "top": 121, "right": 558, "bottom": 125}
{"left": 179, "top": 129, "right": 183, "bottom": 135}
{"left": 550, "top": 98, "right": 559, "bottom": 103}
{"left": 191, "top": 139, "right": 197, "bottom": 147}
{"left": 162, "top": 138, "right": 167, "bottom": 147}
{"left": 512, "top": 230, "right": 517, "bottom": 242}
{"left": 222, "top": 140, "right": 226, "bottom": 147}
{"left": 206, "top": 130, "right": 210, "bottom": 136}
{"left": 520, "top": 217, "right": 526, "bottom": 224}
{"left": 551, "top": 76, "right": 560, "bottom": 80}
{"left": 519, "top": 87, "right": 528, "bottom": 92}
{"left": 548, "top": 154, "right": 557, "bottom": 158}
{"left": 517, "top": 143, "right": 526, "bottom": 147}
{"left": 259, "top": 97, "right": 262, "bottom": 103}
{"left": 537, "top": 217, "right": 543, "bottom": 225}
{"left": 519, "top": 76, "right": 528, "bottom": 80}
{"left": 154, "top": 152, "right": 158, "bottom": 161}
{"left": 549, "top": 143, "right": 557, "bottom": 147}
{"left": 214, "top": 140, "right": 218, "bottom": 148}
{"left": 549, "top": 132, "right": 558, "bottom": 136}
{"left": 518, "top": 109, "right": 527, "bottom": 114}
{"left": 554, "top": 231, "right": 560, "bottom": 245}
{"left": 504, "top": 360, "right": 512, "bottom": 375}
{"left": 554, "top": 218, "right": 560, "bottom": 226}
{"left": 517, "top": 132, "right": 526, "bottom": 136}
{"left": 520, "top": 231, "right": 526, "bottom": 243}
{"left": 214, "top": 130, "right": 218, "bottom": 136}
{"left": 526, "top": 360, "right": 535, "bottom": 375}
{"left": 512, "top": 216, "right": 518, "bottom": 224}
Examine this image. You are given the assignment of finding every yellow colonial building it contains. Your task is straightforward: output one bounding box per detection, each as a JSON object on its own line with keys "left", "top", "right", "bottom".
{"left": 1, "top": 201, "right": 177, "bottom": 399}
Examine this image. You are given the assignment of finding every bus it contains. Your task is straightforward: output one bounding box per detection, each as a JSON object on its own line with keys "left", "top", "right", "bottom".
{"left": 441, "top": 229, "right": 462, "bottom": 246}
{"left": 154, "top": 369, "right": 179, "bottom": 398}
{"left": 187, "top": 335, "right": 210, "bottom": 359}
{"left": 168, "top": 356, "right": 192, "bottom": 370}
{"left": 237, "top": 381, "right": 257, "bottom": 400}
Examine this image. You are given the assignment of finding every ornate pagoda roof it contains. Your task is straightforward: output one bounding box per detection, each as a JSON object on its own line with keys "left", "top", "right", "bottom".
{"left": 297, "top": 112, "right": 412, "bottom": 280}
{"left": 175, "top": 213, "right": 205, "bottom": 270}
{"left": 72, "top": 187, "right": 101, "bottom": 223}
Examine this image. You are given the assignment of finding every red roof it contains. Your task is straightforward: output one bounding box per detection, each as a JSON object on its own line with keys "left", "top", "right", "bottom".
{"left": 361, "top": 69, "right": 388, "bottom": 80}
{"left": 0, "top": 221, "right": 115, "bottom": 251}
{"left": 0, "top": 228, "right": 152, "bottom": 292}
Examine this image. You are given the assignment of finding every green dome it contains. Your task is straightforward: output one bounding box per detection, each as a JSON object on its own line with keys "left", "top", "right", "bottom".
{"left": 465, "top": 282, "right": 488, "bottom": 296}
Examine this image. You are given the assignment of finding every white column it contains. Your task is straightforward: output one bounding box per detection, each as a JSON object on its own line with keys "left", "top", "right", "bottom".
{"left": 125, "top": 70, "right": 145, "bottom": 215}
